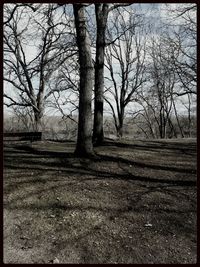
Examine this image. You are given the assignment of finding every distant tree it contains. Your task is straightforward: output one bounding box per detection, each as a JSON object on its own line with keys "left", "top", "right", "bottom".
{"left": 46, "top": 58, "right": 79, "bottom": 123}
{"left": 104, "top": 9, "right": 146, "bottom": 138}
{"left": 3, "top": 3, "right": 76, "bottom": 131}
{"left": 128, "top": 3, "right": 196, "bottom": 140}
{"left": 165, "top": 4, "right": 197, "bottom": 96}
{"left": 179, "top": 93, "right": 196, "bottom": 137}
{"left": 148, "top": 36, "right": 177, "bottom": 138}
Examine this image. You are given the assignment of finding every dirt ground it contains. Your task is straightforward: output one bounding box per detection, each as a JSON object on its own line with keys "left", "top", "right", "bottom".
{"left": 3, "top": 138, "right": 197, "bottom": 264}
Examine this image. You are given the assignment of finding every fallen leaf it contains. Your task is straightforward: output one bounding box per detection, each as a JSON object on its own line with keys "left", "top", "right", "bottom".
{"left": 52, "top": 257, "right": 59, "bottom": 264}
{"left": 144, "top": 223, "right": 152, "bottom": 227}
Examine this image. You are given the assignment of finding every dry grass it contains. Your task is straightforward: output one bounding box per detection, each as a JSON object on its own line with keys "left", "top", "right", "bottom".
{"left": 3, "top": 138, "right": 197, "bottom": 263}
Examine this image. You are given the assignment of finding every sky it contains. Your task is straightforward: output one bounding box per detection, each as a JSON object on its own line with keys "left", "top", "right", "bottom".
{"left": 3, "top": 3, "right": 197, "bottom": 118}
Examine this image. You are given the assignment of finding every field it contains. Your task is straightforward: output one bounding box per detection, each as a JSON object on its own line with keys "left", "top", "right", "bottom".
{"left": 3, "top": 138, "right": 197, "bottom": 264}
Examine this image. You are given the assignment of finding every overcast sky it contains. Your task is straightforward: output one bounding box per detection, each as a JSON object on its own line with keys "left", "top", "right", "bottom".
{"left": 4, "top": 3, "right": 196, "bottom": 117}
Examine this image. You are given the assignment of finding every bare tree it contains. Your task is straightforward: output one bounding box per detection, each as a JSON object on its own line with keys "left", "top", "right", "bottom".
{"left": 104, "top": 10, "right": 146, "bottom": 138}
{"left": 45, "top": 57, "right": 79, "bottom": 123}
{"left": 3, "top": 3, "right": 39, "bottom": 25}
{"left": 92, "top": 3, "right": 132, "bottom": 145}
{"left": 92, "top": 4, "right": 109, "bottom": 145}
{"left": 73, "top": 4, "right": 94, "bottom": 157}
{"left": 4, "top": 4, "right": 76, "bottom": 131}
{"left": 164, "top": 4, "right": 197, "bottom": 96}
{"left": 179, "top": 93, "right": 196, "bottom": 137}
{"left": 133, "top": 26, "right": 194, "bottom": 139}
{"left": 148, "top": 37, "right": 176, "bottom": 138}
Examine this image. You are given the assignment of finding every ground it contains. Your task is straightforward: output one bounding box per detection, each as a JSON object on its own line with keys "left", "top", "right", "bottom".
{"left": 3, "top": 138, "right": 197, "bottom": 264}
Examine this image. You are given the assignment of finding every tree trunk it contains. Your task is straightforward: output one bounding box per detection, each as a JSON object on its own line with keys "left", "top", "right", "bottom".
{"left": 188, "top": 94, "right": 191, "bottom": 137}
{"left": 117, "top": 112, "right": 124, "bottom": 139}
{"left": 159, "top": 106, "right": 165, "bottom": 139}
{"left": 93, "top": 4, "right": 109, "bottom": 146}
{"left": 172, "top": 98, "right": 184, "bottom": 138}
{"left": 168, "top": 117, "right": 177, "bottom": 138}
{"left": 73, "top": 4, "right": 94, "bottom": 157}
{"left": 117, "top": 126, "right": 123, "bottom": 139}
{"left": 34, "top": 109, "right": 43, "bottom": 132}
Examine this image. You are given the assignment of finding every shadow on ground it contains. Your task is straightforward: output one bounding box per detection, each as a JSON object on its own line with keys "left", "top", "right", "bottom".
{"left": 3, "top": 139, "right": 197, "bottom": 264}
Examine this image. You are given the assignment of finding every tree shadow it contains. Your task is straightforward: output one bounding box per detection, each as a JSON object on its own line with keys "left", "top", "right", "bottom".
{"left": 3, "top": 141, "right": 197, "bottom": 212}
{"left": 4, "top": 144, "right": 196, "bottom": 182}
{"left": 98, "top": 154, "right": 196, "bottom": 174}
{"left": 101, "top": 139, "right": 197, "bottom": 155}
{"left": 10, "top": 144, "right": 75, "bottom": 158}
{"left": 3, "top": 140, "right": 197, "bottom": 264}
{"left": 4, "top": 143, "right": 196, "bottom": 187}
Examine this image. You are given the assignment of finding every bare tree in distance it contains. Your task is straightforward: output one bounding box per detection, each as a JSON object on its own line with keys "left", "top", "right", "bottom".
{"left": 163, "top": 4, "right": 196, "bottom": 96}
{"left": 104, "top": 9, "right": 146, "bottom": 138}
{"left": 129, "top": 4, "right": 197, "bottom": 139}
{"left": 4, "top": 3, "right": 77, "bottom": 131}
{"left": 133, "top": 28, "right": 195, "bottom": 139}
{"left": 45, "top": 55, "right": 79, "bottom": 124}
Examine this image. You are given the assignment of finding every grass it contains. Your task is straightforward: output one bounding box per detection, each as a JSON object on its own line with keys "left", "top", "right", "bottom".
{"left": 3, "top": 138, "right": 197, "bottom": 263}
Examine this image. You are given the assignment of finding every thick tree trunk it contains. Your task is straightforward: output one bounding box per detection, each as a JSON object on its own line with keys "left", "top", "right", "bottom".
{"left": 73, "top": 4, "right": 94, "bottom": 157}
{"left": 93, "top": 4, "right": 109, "bottom": 146}
{"left": 117, "top": 126, "right": 123, "bottom": 139}
{"left": 34, "top": 109, "right": 43, "bottom": 132}
{"left": 116, "top": 112, "right": 124, "bottom": 139}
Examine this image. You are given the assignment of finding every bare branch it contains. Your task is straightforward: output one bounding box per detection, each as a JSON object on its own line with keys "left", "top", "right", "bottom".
{"left": 108, "top": 3, "right": 132, "bottom": 12}
{"left": 4, "top": 4, "right": 37, "bottom": 25}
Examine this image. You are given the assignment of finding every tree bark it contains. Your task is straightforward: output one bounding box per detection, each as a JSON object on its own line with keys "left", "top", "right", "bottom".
{"left": 117, "top": 106, "right": 125, "bottom": 138}
{"left": 93, "top": 4, "right": 109, "bottom": 146}
{"left": 34, "top": 110, "right": 43, "bottom": 132}
{"left": 172, "top": 98, "right": 184, "bottom": 138}
{"left": 187, "top": 94, "right": 191, "bottom": 137}
{"left": 117, "top": 126, "right": 123, "bottom": 139}
{"left": 73, "top": 4, "right": 94, "bottom": 157}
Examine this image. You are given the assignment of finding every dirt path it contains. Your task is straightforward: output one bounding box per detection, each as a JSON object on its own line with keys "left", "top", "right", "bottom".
{"left": 3, "top": 139, "right": 197, "bottom": 263}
